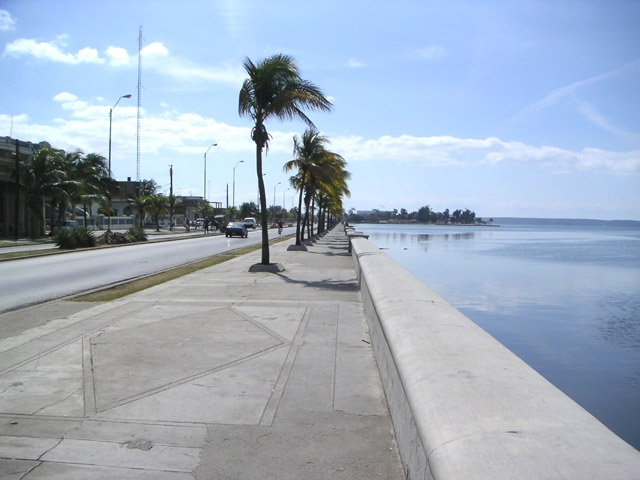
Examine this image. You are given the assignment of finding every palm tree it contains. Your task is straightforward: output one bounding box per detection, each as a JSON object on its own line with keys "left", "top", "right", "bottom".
{"left": 284, "top": 129, "right": 349, "bottom": 243}
{"left": 53, "top": 150, "right": 82, "bottom": 227}
{"left": 128, "top": 179, "right": 157, "bottom": 227}
{"left": 285, "top": 129, "right": 329, "bottom": 244}
{"left": 147, "top": 193, "right": 169, "bottom": 232}
{"left": 20, "top": 147, "right": 66, "bottom": 237}
{"left": 238, "top": 54, "right": 332, "bottom": 265}
{"left": 167, "top": 194, "right": 182, "bottom": 231}
{"left": 71, "top": 152, "right": 110, "bottom": 229}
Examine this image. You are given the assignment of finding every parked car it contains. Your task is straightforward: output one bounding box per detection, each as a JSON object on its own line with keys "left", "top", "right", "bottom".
{"left": 243, "top": 217, "right": 257, "bottom": 229}
{"left": 225, "top": 222, "right": 248, "bottom": 238}
{"left": 52, "top": 220, "right": 78, "bottom": 232}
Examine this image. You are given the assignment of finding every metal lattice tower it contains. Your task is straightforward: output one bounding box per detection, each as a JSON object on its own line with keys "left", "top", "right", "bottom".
{"left": 136, "top": 26, "right": 143, "bottom": 182}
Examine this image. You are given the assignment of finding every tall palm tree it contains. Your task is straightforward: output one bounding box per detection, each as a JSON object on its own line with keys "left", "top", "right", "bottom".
{"left": 167, "top": 194, "right": 182, "bottom": 231}
{"left": 284, "top": 129, "right": 349, "bottom": 243}
{"left": 147, "top": 193, "right": 169, "bottom": 232}
{"left": 284, "top": 129, "right": 331, "bottom": 245}
{"left": 128, "top": 179, "right": 157, "bottom": 227}
{"left": 53, "top": 150, "right": 82, "bottom": 227}
{"left": 68, "top": 152, "right": 106, "bottom": 228}
{"left": 239, "top": 54, "right": 332, "bottom": 265}
{"left": 20, "top": 147, "right": 66, "bottom": 237}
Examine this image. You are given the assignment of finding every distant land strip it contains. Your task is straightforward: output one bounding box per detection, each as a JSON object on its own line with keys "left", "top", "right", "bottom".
{"left": 491, "top": 217, "right": 640, "bottom": 227}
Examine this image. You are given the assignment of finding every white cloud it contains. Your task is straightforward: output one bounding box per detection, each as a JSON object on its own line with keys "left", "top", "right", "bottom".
{"left": 516, "top": 60, "right": 640, "bottom": 119}
{"left": 4, "top": 94, "right": 638, "bottom": 181}
{"left": 333, "top": 134, "right": 640, "bottom": 174}
{"left": 4, "top": 38, "right": 105, "bottom": 64}
{"left": 141, "top": 42, "right": 170, "bottom": 58}
{"left": 53, "top": 92, "right": 78, "bottom": 103}
{"left": 0, "top": 9, "right": 16, "bottom": 31}
{"left": 573, "top": 97, "right": 640, "bottom": 142}
{"left": 348, "top": 59, "right": 365, "bottom": 68}
{"left": 411, "top": 45, "right": 447, "bottom": 60}
{"left": 106, "top": 46, "right": 130, "bottom": 66}
{"left": 4, "top": 35, "right": 244, "bottom": 86}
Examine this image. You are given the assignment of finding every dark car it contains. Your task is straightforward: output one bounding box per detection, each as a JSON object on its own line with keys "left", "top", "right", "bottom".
{"left": 225, "top": 222, "right": 248, "bottom": 238}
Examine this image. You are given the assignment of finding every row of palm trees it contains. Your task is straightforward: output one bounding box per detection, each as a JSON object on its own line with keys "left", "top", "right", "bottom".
{"left": 285, "top": 129, "right": 350, "bottom": 246}
{"left": 239, "top": 53, "right": 350, "bottom": 265}
{"left": 19, "top": 146, "right": 116, "bottom": 238}
{"left": 17, "top": 146, "right": 172, "bottom": 238}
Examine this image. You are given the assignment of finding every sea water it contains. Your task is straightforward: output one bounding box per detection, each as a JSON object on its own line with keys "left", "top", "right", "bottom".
{"left": 359, "top": 222, "right": 640, "bottom": 450}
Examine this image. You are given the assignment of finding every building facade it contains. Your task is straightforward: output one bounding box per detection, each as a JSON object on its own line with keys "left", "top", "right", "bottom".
{"left": 0, "top": 136, "right": 52, "bottom": 238}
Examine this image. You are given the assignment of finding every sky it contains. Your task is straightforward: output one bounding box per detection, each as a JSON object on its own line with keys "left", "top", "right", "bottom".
{"left": 0, "top": 0, "right": 639, "bottom": 220}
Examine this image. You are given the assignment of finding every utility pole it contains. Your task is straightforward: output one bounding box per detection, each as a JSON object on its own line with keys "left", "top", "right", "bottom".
{"left": 136, "top": 26, "right": 143, "bottom": 181}
{"left": 226, "top": 183, "right": 229, "bottom": 210}
{"left": 169, "top": 164, "right": 174, "bottom": 231}
{"left": 14, "top": 139, "right": 19, "bottom": 240}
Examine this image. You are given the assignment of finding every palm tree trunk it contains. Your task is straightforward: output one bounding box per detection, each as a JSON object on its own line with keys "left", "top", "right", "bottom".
{"left": 49, "top": 199, "right": 57, "bottom": 234}
{"left": 295, "top": 186, "right": 304, "bottom": 245}
{"left": 256, "top": 138, "right": 270, "bottom": 265}
{"left": 301, "top": 192, "right": 311, "bottom": 242}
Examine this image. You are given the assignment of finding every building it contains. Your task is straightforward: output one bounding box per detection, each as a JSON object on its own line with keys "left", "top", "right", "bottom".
{"left": 0, "top": 136, "right": 225, "bottom": 237}
{"left": 0, "top": 136, "right": 52, "bottom": 238}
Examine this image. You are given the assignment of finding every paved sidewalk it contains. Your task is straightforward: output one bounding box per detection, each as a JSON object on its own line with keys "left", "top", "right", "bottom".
{"left": 0, "top": 228, "right": 404, "bottom": 479}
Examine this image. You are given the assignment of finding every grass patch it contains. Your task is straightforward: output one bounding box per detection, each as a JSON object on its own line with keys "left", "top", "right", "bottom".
{"left": 0, "top": 248, "right": 60, "bottom": 260}
{"left": 69, "top": 234, "right": 293, "bottom": 302}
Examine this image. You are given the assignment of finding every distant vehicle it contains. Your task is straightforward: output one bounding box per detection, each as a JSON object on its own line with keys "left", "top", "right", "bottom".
{"left": 243, "top": 217, "right": 257, "bottom": 229}
{"left": 213, "top": 215, "right": 227, "bottom": 230}
{"left": 52, "top": 220, "right": 78, "bottom": 232}
{"left": 225, "top": 222, "right": 248, "bottom": 238}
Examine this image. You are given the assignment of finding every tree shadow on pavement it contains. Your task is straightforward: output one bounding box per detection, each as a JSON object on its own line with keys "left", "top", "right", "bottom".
{"left": 275, "top": 273, "right": 359, "bottom": 292}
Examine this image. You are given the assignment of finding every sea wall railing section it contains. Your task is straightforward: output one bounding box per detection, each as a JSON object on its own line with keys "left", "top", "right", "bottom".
{"left": 348, "top": 232, "right": 640, "bottom": 480}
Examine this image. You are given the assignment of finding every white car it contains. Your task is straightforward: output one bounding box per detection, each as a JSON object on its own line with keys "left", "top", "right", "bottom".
{"left": 243, "top": 217, "right": 257, "bottom": 229}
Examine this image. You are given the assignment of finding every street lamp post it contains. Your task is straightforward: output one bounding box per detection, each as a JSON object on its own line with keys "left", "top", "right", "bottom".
{"left": 108, "top": 94, "right": 131, "bottom": 231}
{"left": 283, "top": 188, "right": 290, "bottom": 220}
{"left": 232, "top": 160, "right": 244, "bottom": 208}
{"left": 203, "top": 143, "right": 217, "bottom": 201}
{"left": 273, "top": 182, "right": 281, "bottom": 223}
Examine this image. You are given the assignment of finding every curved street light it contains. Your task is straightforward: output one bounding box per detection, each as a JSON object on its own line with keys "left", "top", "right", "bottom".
{"left": 203, "top": 143, "right": 217, "bottom": 201}
{"left": 107, "top": 94, "right": 131, "bottom": 231}
{"left": 232, "top": 160, "right": 244, "bottom": 208}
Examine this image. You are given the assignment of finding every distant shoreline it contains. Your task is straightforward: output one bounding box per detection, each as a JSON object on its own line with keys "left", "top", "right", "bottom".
{"left": 490, "top": 217, "right": 640, "bottom": 227}
{"left": 354, "top": 217, "right": 640, "bottom": 228}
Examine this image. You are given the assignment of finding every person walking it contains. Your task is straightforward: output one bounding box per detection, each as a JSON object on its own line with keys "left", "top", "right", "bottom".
{"left": 204, "top": 217, "right": 210, "bottom": 235}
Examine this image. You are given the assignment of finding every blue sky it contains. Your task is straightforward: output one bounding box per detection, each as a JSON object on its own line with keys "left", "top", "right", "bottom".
{"left": 1, "top": 0, "right": 639, "bottom": 220}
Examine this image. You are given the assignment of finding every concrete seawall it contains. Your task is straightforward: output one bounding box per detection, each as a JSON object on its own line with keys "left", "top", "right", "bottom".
{"left": 350, "top": 235, "right": 640, "bottom": 480}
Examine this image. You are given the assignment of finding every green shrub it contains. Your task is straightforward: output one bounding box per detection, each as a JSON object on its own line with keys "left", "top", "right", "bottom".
{"left": 127, "top": 227, "right": 148, "bottom": 242}
{"left": 54, "top": 226, "right": 96, "bottom": 249}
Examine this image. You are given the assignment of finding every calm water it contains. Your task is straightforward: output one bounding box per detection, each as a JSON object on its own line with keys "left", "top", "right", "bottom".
{"left": 360, "top": 222, "right": 640, "bottom": 450}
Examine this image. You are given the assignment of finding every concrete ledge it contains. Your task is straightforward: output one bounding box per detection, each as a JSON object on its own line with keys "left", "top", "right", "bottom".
{"left": 351, "top": 236, "right": 640, "bottom": 480}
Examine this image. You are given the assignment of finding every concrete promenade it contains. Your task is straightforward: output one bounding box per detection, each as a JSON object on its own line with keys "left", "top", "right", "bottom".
{"left": 0, "top": 228, "right": 404, "bottom": 479}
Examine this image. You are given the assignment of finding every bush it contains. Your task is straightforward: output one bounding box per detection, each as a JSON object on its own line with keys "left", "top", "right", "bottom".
{"left": 54, "top": 226, "right": 96, "bottom": 249}
{"left": 127, "top": 227, "right": 148, "bottom": 242}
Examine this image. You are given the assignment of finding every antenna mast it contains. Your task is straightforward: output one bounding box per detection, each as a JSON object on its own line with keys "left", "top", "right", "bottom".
{"left": 136, "top": 26, "right": 143, "bottom": 182}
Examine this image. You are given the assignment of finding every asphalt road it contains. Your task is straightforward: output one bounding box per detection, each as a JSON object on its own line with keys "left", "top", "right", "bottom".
{"left": 0, "top": 227, "right": 296, "bottom": 313}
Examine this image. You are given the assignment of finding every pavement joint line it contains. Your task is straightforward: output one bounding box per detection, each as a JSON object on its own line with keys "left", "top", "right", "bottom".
{"left": 83, "top": 337, "right": 97, "bottom": 417}
{"left": 332, "top": 303, "right": 340, "bottom": 412}
{"left": 93, "top": 341, "right": 288, "bottom": 415}
{"left": 229, "top": 305, "right": 290, "bottom": 346}
{"left": 0, "top": 302, "right": 151, "bottom": 376}
{"left": 258, "top": 306, "right": 312, "bottom": 426}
